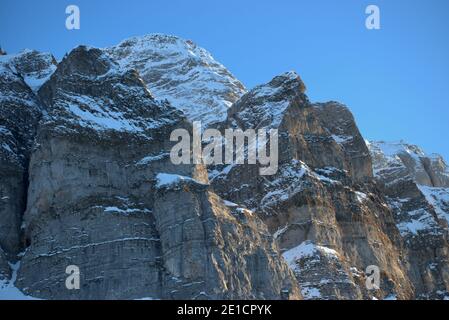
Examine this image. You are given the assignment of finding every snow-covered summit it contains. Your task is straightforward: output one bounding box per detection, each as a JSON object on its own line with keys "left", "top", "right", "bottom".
{"left": 106, "top": 34, "right": 246, "bottom": 126}
{"left": 368, "top": 140, "right": 425, "bottom": 158}
{"left": 0, "top": 49, "right": 57, "bottom": 92}
{"left": 367, "top": 140, "right": 449, "bottom": 187}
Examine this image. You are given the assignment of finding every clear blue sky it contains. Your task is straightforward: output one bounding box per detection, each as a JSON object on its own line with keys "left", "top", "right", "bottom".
{"left": 1, "top": 0, "right": 448, "bottom": 160}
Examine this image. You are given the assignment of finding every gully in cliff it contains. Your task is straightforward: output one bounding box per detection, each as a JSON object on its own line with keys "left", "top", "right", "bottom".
{"left": 169, "top": 121, "right": 279, "bottom": 175}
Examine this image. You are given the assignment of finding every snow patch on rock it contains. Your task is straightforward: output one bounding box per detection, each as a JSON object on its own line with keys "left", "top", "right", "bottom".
{"left": 0, "top": 262, "right": 40, "bottom": 300}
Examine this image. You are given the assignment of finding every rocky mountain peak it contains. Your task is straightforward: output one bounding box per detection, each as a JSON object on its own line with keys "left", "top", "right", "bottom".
{"left": 225, "top": 71, "right": 308, "bottom": 130}
{"left": 0, "top": 49, "right": 56, "bottom": 92}
{"left": 58, "top": 46, "right": 117, "bottom": 77}
{"left": 368, "top": 140, "right": 449, "bottom": 187}
{"left": 114, "top": 33, "right": 205, "bottom": 56}
{"left": 106, "top": 33, "right": 246, "bottom": 126}
{"left": 262, "top": 71, "right": 306, "bottom": 95}
{"left": 37, "top": 44, "right": 185, "bottom": 140}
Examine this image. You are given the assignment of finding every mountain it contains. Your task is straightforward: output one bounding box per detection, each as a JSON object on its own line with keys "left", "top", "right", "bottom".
{"left": 1, "top": 34, "right": 449, "bottom": 300}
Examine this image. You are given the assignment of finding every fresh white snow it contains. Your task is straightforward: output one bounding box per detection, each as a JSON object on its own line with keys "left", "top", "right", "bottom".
{"left": 106, "top": 34, "right": 246, "bottom": 126}
{"left": 136, "top": 153, "right": 169, "bottom": 165}
{"left": 332, "top": 135, "right": 353, "bottom": 145}
{"left": 396, "top": 208, "right": 441, "bottom": 236}
{"left": 300, "top": 286, "right": 322, "bottom": 299}
{"left": 282, "top": 240, "right": 339, "bottom": 272}
{"left": 155, "top": 173, "right": 207, "bottom": 188}
{"left": 102, "top": 206, "right": 151, "bottom": 214}
{"left": 355, "top": 191, "right": 368, "bottom": 204}
{"left": 418, "top": 185, "right": 449, "bottom": 226}
{"left": 0, "top": 262, "right": 39, "bottom": 300}
{"left": 63, "top": 94, "right": 144, "bottom": 132}
{"left": 223, "top": 200, "right": 238, "bottom": 207}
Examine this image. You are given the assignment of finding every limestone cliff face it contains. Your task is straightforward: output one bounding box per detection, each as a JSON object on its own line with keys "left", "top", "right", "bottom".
{"left": 105, "top": 34, "right": 246, "bottom": 127}
{"left": 2, "top": 50, "right": 57, "bottom": 93}
{"left": 10, "top": 45, "right": 298, "bottom": 299}
{"left": 153, "top": 178, "right": 299, "bottom": 299}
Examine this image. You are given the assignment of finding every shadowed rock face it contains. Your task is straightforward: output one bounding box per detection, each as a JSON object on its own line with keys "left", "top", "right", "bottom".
{"left": 11, "top": 45, "right": 298, "bottom": 300}
{"left": 0, "top": 247, "right": 9, "bottom": 280}
{"left": 368, "top": 141, "right": 449, "bottom": 188}
{"left": 1, "top": 34, "right": 449, "bottom": 300}
{"left": 0, "top": 55, "right": 44, "bottom": 260}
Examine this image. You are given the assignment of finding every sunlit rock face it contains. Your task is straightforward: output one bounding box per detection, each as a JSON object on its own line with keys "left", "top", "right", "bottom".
{"left": 211, "top": 71, "right": 414, "bottom": 300}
